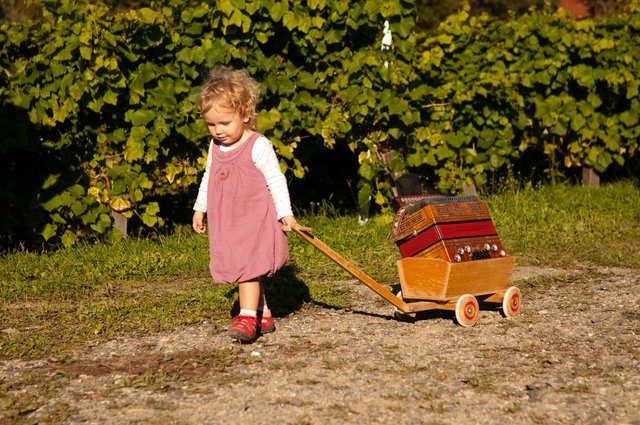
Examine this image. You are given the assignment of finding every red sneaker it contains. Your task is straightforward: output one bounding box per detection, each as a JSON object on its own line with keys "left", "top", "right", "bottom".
{"left": 226, "top": 315, "right": 258, "bottom": 343}
{"left": 259, "top": 314, "right": 276, "bottom": 334}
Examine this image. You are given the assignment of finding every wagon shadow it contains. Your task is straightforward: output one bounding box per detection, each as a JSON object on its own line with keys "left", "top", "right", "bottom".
{"left": 347, "top": 283, "right": 458, "bottom": 323}
{"left": 348, "top": 294, "right": 506, "bottom": 325}
{"left": 349, "top": 308, "right": 457, "bottom": 324}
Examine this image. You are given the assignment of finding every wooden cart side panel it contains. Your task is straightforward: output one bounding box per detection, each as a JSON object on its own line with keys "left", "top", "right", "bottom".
{"left": 446, "top": 256, "right": 515, "bottom": 298}
{"left": 397, "top": 256, "right": 516, "bottom": 301}
{"left": 397, "top": 258, "right": 451, "bottom": 300}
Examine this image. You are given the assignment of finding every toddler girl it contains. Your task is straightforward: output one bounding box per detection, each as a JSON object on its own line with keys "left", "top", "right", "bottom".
{"left": 192, "top": 65, "right": 299, "bottom": 343}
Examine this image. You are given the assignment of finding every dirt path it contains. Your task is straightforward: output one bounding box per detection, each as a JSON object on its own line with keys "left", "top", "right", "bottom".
{"left": 1, "top": 265, "right": 639, "bottom": 424}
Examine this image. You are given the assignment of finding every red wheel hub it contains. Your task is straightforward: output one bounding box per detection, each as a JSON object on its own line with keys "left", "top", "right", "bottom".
{"left": 509, "top": 293, "right": 520, "bottom": 313}
{"left": 464, "top": 301, "right": 477, "bottom": 320}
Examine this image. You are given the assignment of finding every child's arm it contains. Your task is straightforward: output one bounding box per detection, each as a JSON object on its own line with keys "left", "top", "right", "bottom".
{"left": 253, "top": 136, "right": 296, "bottom": 230}
{"left": 192, "top": 141, "right": 213, "bottom": 233}
{"left": 193, "top": 142, "right": 213, "bottom": 213}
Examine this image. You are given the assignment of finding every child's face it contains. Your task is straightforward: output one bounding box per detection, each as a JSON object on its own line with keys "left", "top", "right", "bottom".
{"left": 203, "top": 103, "right": 250, "bottom": 146}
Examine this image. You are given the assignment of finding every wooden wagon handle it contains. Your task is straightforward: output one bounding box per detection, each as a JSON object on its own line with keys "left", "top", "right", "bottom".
{"left": 291, "top": 222, "right": 411, "bottom": 312}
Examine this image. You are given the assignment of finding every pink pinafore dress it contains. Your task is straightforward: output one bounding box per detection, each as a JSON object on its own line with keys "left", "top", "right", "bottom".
{"left": 207, "top": 132, "right": 289, "bottom": 283}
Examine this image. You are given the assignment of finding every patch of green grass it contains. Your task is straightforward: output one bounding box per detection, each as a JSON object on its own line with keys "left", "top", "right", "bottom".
{"left": 394, "top": 364, "right": 429, "bottom": 376}
{"left": 385, "top": 391, "right": 409, "bottom": 400}
{"left": 517, "top": 272, "right": 580, "bottom": 292}
{"left": 488, "top": 180, "right": 640, "bottom": 267}
{"left": 1, "top": 278, "right": 235, "bottom": 359}
{"left": 323, "top": 358, "right": 346, "bottom": 370}
{"left": 1, "top": 181, "right": 639, "bottom": 359}
{"left": 0, "top": 333, "right": 49, "bottom": 359}
{"left": 558, "top": 383, "right": 590, "bottom": 393}
{"left": 464, "top": 377, "right": 493, "bottom": 391}
{"left": 289, "top": 213, "right": 399, "bottom": 283}
{"left": 0, "top": 226, "right": 211, "bottom": 302}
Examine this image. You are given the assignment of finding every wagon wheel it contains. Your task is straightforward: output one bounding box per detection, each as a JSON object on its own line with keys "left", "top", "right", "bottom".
{"left": 502, "top": 286, "right": 522, "bottom": 318}
{"left": 455, "top": 294, "right": 479, "bottom": 327}
{"left": 393, "top": 291, "right": 417, "bottom": 320}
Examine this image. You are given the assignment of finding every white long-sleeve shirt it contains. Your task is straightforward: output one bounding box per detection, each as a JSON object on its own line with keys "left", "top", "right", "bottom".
{"left": 193, "top": 135, "right": 293, "bottom": 220}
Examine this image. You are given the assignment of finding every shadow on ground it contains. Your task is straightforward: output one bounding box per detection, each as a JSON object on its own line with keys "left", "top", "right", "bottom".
{"left": 227, "top": 265, "right": 311, "bottom": 318}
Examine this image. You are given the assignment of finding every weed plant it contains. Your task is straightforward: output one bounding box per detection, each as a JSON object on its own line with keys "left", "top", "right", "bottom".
{"left": 1, "top": 180, "right": 639, "bottom": 359}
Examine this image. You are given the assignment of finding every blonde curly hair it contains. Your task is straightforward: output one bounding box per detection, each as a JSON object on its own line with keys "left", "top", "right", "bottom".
{"left": 199, "top": 65, "right": 261, "bottom": 130}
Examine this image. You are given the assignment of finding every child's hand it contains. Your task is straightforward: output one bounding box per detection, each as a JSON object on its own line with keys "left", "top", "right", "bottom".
{"left": 280, "top": 215, "right": 298, "bottom": 232}
{"left": 192, "top": 211, "right": 206, "bottom": 233}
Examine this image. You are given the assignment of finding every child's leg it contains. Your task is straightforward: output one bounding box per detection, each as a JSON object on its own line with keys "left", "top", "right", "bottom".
{"left": 238, "top": 279, "right": 261, "bottom": 312}
{"left": 239, "top": 278, "right": 270, "bottom": 315}
{"left": 257, "top": 280, "right": 276, "bottom": 333}
{"left": 257, "top": 280, "right": 269, "bottom": 313}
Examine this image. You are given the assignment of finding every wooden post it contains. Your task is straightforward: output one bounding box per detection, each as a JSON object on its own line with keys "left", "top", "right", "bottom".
{"left": 581, "top": 167, "right": 600, "bottom": 187}
{"left": 379, "top": 149, "right": 404, "bottom": 189}
{"left": 111, "top": 210, "right": 128, "bottom": 238}
{"left": 462, "top": 181, "right": 478, "bottom": 197}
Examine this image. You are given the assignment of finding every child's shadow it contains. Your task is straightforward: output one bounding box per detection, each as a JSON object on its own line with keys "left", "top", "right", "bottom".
{"left": 227, "top": 265, "right": 310, "bottom": 318}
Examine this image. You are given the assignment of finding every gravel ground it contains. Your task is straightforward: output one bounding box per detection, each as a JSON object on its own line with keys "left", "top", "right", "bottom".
{"left": 1, "top": 264, "right": 639, "bottom": 424}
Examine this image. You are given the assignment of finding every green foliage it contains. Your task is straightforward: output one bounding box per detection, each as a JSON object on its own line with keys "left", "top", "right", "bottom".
{"left": 412, "top": 6, "right": 640, "bottom": 190}
{"left": 0, "top": 0, "right": 419, "bottom": 247}
{"left": 414, "top": 0, "right": 552, "bottom": 32}
{"left": 0, "top": 0, "right": 639, "bottom": 248}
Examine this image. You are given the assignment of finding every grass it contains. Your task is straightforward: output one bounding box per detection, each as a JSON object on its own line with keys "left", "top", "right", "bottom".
{"left": 1, "top": 180, "right": 639, "bottom": 360}
{"left": 488, "top": 180, "right": 640, "bottom": 267}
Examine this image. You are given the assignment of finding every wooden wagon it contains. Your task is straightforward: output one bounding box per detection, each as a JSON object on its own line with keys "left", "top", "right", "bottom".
{"left": 294, "top": 195, "right": 522, "bottom": 327}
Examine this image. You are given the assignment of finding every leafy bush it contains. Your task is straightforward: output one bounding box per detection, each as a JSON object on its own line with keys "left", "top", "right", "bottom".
{"left": 410, "top": 4, "right": 640, "bottom": 190}
{"left": 0, "top": 0, "right": 638, "bottom": 249}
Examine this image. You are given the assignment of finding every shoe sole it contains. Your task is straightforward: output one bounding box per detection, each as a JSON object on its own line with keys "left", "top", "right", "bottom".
{"left": 260, "top": 325, "right": 276, "bottom": 334}
{"left": 226, "top": 330, "right": 257, "bottom": 343}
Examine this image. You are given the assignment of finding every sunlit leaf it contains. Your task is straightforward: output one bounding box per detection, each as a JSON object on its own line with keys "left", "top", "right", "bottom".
{"left": 110, "top": 196, "right": 131, "bottom": 212}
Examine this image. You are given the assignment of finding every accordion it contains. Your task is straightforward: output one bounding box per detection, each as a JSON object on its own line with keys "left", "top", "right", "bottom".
{"left": 389, "top": 195, "right": 506, "bottom": 263}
